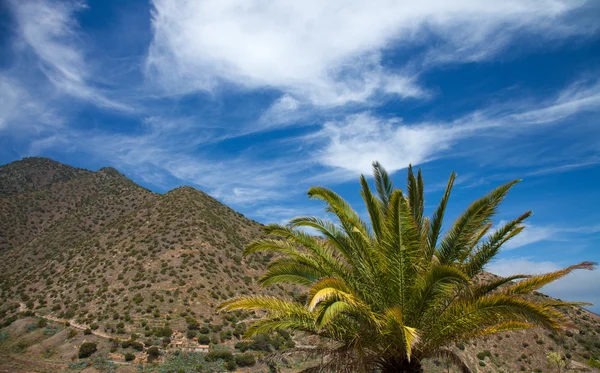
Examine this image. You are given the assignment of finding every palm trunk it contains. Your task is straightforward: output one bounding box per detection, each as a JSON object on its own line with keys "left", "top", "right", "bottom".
{"left": 380, "top": 358, "right": 424, "bottom": 373}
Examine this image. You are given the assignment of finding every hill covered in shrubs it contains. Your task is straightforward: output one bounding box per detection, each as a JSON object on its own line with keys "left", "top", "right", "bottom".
{"left": 0, "top": 157, "right": 598, "bottom": 373}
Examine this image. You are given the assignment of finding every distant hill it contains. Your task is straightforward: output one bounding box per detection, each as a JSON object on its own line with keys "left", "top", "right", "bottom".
{"left": 0, "top": 157, "right": 598, "bottom": 373}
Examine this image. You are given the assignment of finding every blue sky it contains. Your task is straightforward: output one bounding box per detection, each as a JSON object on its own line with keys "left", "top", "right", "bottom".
{"left": 1, "top": 0, "right": 600, "bottom": 311}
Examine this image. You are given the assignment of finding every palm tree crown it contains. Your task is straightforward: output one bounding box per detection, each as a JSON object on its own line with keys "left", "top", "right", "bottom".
{"left": 220, "top": 162, "right": 595, "bottom": 373}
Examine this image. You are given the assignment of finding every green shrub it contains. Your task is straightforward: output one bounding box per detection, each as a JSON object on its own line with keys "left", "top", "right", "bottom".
{"left": 186, "top": 317, "right": 199, "bottom": 330}
{"left": 78, "top": 342, "right": 97, "bottom": 358}
{"left": 147, "top": 346, "right": 160, "bottom": 357}
{"left": 235, "top": 353, "right": 256, "bottom": 367}
{"left": 37, "top": 318, "right": 48, "bottom": 328}
{"left": 235, "top": 341, "right": 251, "bottom": 352}
{"left": 133, "top": 294, "right": 143, "bottom": 304}
{"left": 249, "top": 334, "right": 273, "bottom": 352}
{"left": 588, "top": 358, "right": 600, "bottom": 369}
{"left": 26, "top": 323, "right": 38, "bottom": 332}
{"left": 124, "top": 352, "right": 135, "bottom": 362}
{"left": 67, "top": 328, "right": 78, "bottom": 339}
{"left": 220, "top": 330, "right": 232, "bottom": 341}
{"left": 43, "top": 326, "right": 59, "bottom": 336}
{"left": 84, "top": 328, "right": 92, "bottom": 335}
{"left": 205, "top": 350, "right": 234, "bottom": 362}
{"left": 477, "top": 350, "right": 491, "bottom": 360}
{"left": 153, "top": 325, "right": 172, "bottom": 338}
{"left": 3, "top": 316, "right": 17, "bottom": 327}
{"left": 197, "top": 335, "right": 210, "bottom": 344}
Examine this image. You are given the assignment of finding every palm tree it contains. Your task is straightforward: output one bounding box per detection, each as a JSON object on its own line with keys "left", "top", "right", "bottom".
{"left": 220, "top": 162, "right": 595, "bottom": 373}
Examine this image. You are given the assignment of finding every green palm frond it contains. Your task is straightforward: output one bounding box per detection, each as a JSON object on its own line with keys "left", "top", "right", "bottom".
{"left": 427, "top": 172, "right": 456, "bottom": 259}
{"left": 219, "top": 163, "right": 595, "bottom": 373}
{"left": 260, "top": 258, "right": 322, "bottom": 286}
{"left": 407, "top": 165, "right": 425, "bottom": 232}
{"left": 469, "top": 274, "right": 530, "bottom": 298}
{"left": 360, "top": 174, "right": 384, "bottom": 241}
{"left": 502, "top": 261, "right": 596, "bottom": 295}
{"left": 464, "top": 211, "right": 531, "bottom": 277}
{"left": 373, "top": 161, "right": 394, "bottom": 209}
{"left": 436, "top": 180, "right": 520, "bottom": 265}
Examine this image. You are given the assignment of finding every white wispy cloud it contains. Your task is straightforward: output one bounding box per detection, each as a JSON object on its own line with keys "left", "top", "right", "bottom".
{"left": 145, "top": 0, "right": 588, "bottom": 106}
{"left": 493, "top": 221, "right": 600, "bottom": 251}
{"left": 499, "top": 224, "right": 555, "bottom": 250}
{"left": 27, "top": 115, "right": 311, "bottom": 206}
{"left": 254, "top": 205, "right": 327, "bottom": 223}
{"left": 510, "top": 80, "right": 600, "bottom": 125}
{"left": 315, "top": 113, "right": 455, "bottom": 175}
{"left": 257, "top": 94, "right": 304, "bottom": 130}
{"left": 24, "top": 77, "right": 600, "bottom": 212}
{"left": 7, "top": 0, "right": 132, "bottom": 111}
{"left": 524, "top": 158, "right": 600, "bottom": 177}
{"left": 0, "top": 74, "right": 63, "bottom": 133}
{"left": 487, "top": 258, "right": 562, "bottom": 276}
{"left": 311, "top": 79, "right": 600, "bottom": 176}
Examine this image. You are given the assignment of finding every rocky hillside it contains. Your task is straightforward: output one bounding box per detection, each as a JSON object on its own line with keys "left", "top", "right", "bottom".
{"left": 0, "top": 157, "right": 598, "bottom": 373}
{"left": 0, "top": 158, "right": 296, "bottom": 372}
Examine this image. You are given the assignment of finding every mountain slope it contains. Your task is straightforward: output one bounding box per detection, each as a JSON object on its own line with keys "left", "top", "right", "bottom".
{"left": 0, "top": 157, "right": 598, "bottom": 373}
{"left": 0, "top": 160, "right": 292, "bottom": 372}
{"left": 1, "top": 186, "right": 272, "bottom": 329}
{"left": 0, "top": 164, "right": 156, "bottom": 251}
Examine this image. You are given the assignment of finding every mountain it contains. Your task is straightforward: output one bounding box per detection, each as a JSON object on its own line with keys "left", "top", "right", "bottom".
{"left": 0, "top": 158, "right": 156, "bottom": 251}
{"left": 0, "top": 157, "right": 598, "bottom": 373}
{"left": 0, "top": 157, "right": 91, "bottom": 196}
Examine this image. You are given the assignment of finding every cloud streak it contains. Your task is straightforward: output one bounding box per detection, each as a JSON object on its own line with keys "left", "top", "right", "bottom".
{"left": 493, "top": 221, "right": 600, "bottom": 251}
{"left": 0, "top": 74, "right": 63, "bottom": 133}
{"left": 23, "top": 77, "right": 600, "bottom": 211}
{"left": 311, "top": 79, "right": 600, "bottom": 176}
{"left": 146, "top": 0, "right": 589, "bottom": 106}
{"left": 26, "top": 114, "right": 311, "bottom": 206}
{"left": 7, "top": 0, "right": 133, "bottom": 111}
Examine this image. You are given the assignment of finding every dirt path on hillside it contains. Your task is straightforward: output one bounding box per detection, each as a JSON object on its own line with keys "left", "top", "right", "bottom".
{"left": 18, "top": 302, "right": 113, "bottom": 340}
